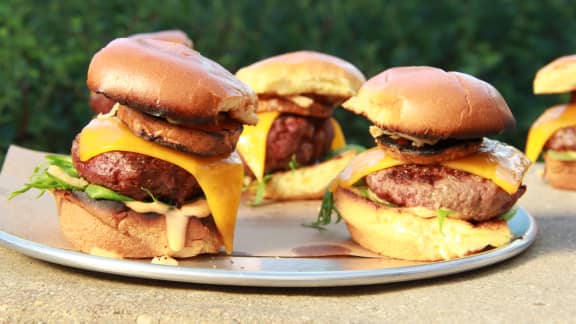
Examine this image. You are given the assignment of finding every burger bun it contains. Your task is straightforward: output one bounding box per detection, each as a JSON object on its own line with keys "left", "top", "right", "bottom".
{"left": 52, "top": 190, "right": 222, "bottom": 258}
{"left": 333, "top": 187, "right": 513, "bottom": 261}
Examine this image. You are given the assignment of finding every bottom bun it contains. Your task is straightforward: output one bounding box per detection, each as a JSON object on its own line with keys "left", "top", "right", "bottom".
{"left": 52, "top": 190, "right": 222, "bottom": 258}
{"left": 247, "top": 150, "right": 356, "bottom": 201}
{"left": 544, "top": 154, "right": 576, "bottom": 190}
{"left": 334, "top": 187, "right": 513, "bottom": 261}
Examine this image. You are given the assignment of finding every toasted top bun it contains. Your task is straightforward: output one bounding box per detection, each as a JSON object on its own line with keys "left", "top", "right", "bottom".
{"left": 87, "top": 38, "right": 258, "bottom": 125}
{"left": 129, "top": 29, "right": 193, "bottom": 48}
{"left": 534, "top": 55, "right": 576, "bottom": 94}
{"left": 236, "top": 51, "right": 366, "bottom": 98}
{"left": 343, "top": 66, "right": 515, "bottom": 139}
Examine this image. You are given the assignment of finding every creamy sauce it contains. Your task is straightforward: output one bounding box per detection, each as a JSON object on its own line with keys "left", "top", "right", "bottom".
{"left": 126, "top": 199, "right": 211, "bottom": 252}
{"left": 151, "top": 255, "right": 179, "bottom": 266}
{"left": 47, "top": 165, "right": 88, "bottom": 189}
{"left": 89, "top": 247, "right": 123, "bottom": 259}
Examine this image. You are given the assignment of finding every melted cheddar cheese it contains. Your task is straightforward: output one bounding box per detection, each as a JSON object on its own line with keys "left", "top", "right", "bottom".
{"left": 77, "top": 116, "right": 243, "bottom": 254}
{"left": 336, "top": 138, "right": 530, "bottom": 195}
{"left": 525, "top": 103, "right": 576, "bottom": 162}
{"left": 236, "top": 112, "right": 346, "bottom": 181}
{"left": 237, "top": 111, "right": 280, "bottom": 181}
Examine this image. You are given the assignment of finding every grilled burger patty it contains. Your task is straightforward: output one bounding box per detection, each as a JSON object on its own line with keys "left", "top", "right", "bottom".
{"left": 545, "top": 126, "right": 576, "bottom": 151}
{"left": 264, "top": 114, "right": 334, "bottom": 173}
{"left": 365, "top": 164, "right": 526, "bottom": 222}
{"left": 71, "top": 138, "right": 201, "bottom": 206}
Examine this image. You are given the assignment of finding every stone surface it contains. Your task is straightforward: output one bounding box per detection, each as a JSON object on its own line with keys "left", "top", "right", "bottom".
{"left": 1, "top": 164, "right": 575, "bottom": 323}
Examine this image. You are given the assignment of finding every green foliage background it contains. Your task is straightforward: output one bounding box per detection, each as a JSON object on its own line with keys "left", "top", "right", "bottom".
{"left": 1, "top": 0, "right": 575, "bottom": 164}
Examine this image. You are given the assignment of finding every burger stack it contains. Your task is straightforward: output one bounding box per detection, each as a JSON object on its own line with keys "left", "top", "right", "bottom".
{"left": 14, "top": 37, "right": 257, "bottom": 259}
{"left": 235, "top": 51, "right": 366, "bottom": 202}
{"left": 526, "top": 55, "right": 576, "bottom": 190}
{"left": 322, "top": 66, "right": 531, "bottom": 261}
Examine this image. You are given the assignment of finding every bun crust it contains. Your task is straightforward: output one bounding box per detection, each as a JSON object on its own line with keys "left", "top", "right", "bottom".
{"left": 236, "top": 51, "right": 365, "bottom": 98}
{"left": 543, "top": 154, "right": 576, "bottom": 190}
{"left": 343, "top": 66, "right": 515, "bottom": 139}
{"left": 334, "top": 187, "right": 513, "bottom": 261}
{"left": 87, "top": 38, "right": 257, "bottom": 125}
{"left": 534, "top": 55, "right": 576, "bottom": 94}
{"left": 129, "top": 29, "right": 193, "bottom": 48}
{"left": 52, "top": 190, "right": 222, "bottom": 258}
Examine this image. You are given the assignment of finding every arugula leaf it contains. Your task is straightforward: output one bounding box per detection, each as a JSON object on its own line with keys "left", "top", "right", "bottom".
{"left": 326, "top": 144, "right": 366, "bottom": 159}
{"left": 249, "top": 174, "right": 272, "bottom": 206}
{"left": 45, "top": 154, "right": 78, "bottom": 177}
{"left": 10, "top": 155, "right": 133, "bottom": 204}
{"left": 547, "top": 150, "right": 576, "bottom": 161}
{"left": 305, "top": 190, "right": 342, "bottom": 229}
{"left": 436, "top": 208, "right": 455, "bottom": 235}
{"left": 354, "top": 185, "right": 398, "bottom": 207}
{"left": 288, "top": 154, "right": 299, "bottom": 175}
{"left": 140, "top": 187, "right": 159, "bottom": 203}
{"left": 9, "top": 164, "right": 79, "bottom": 200}
{"left": 84, "top": 184, "right": 134, "bottom": 202}
{"left": 500, "top": 205, "right": 518, "bottom": 222}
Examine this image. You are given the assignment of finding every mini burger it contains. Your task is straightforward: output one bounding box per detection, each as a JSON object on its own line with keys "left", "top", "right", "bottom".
{"left": 12, "top": 37, "right": 257, "bottom": 258}
{"left": 526, "top": 55, "right": 576, "bottom": 190}
{"left": 235, "top": 51, "right": 366, "bottom": 203}
{"left": 89, "top": 30, "right": 194, "bottom": 114}
{"left": 317, "top": 66, "right": 531, "bottom": 261}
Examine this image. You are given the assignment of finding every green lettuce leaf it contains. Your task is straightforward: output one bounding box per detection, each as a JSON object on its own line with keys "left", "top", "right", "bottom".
{"left": 547, "top": 150, "right": 576, "bottom": 161}
{"left": 84, "top": 184, "right": 134, "bottom": 202}
{"left": 249, "top": 174, "right": 272, "bottom": 206}
{"left": 436, "top": 208, "right": 455, "bottom": 234}
{"left": 354, "top": 185, "right": 398, "bottom": 207}
{"left": 9, "top": 162, "right": 82, "bottom": 199}
{"left": 305, "top": 190, "right": 341, "bottom": 229}
{"left": 288, "top": 154, "right": 299, "bottom": 175}
{"left": 500, "top": 205, "right": 518, "bottom": 222}
{"left": 45, "top": 154, "right": 78, "bottom": 177}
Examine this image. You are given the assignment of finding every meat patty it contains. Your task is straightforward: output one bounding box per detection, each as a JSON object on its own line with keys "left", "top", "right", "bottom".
{"left": 89, "top": 92, "right": 116, "bottom": 115}
{"left": 366, "top": 164, "right": 526, "bottom": 222}
{"left": 545, "top": 126, "right": 576, "bottom": 151}
{"left": 71, "top": 137, "right": 201, "bottom": 206}
{"left": 264, "top": 114, "right": 334, "bottom": 173}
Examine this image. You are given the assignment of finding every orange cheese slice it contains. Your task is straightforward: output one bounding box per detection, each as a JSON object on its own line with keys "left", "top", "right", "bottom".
{"left": 237, "top": 111, "right": 280, "bottom": 181}
{"left": 330, "top": 118, "right": 346, "bottom": 150}
{"left": 335, "top": 138, "right": 530, "bottom": 195}
{"left": 525, "top": 103, "right": 576, "bottom": 162}
{"left": 237, "top": 111, "right": 346, "bottom": 181}
{"left": 77, "top": 116, "right": 243, "bottom": 254}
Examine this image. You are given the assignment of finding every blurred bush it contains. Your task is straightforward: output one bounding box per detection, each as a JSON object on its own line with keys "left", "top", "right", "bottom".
{"left": 1, "top": 0, "right": 576, "bottom": 164}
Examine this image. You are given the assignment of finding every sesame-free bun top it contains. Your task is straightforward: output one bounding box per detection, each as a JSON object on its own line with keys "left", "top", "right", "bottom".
{"left": 129, "top": 29, "right": 194, "bottom": 48}
{"left": 533, "top": 55, "right": 576, "bottom": 94}
{"left": 343, "top": 66, "right": 515, "bottom": 139}
{"left": 235, "top": 51, "right": 366, "bottom": 98}
{"left": 87, "top": 38, "right": 257, "bottom": 125}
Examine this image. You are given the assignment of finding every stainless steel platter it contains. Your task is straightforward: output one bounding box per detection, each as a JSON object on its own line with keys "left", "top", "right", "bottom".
{"left": 0, "top": 208, "right": 536, "bottom": 287}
